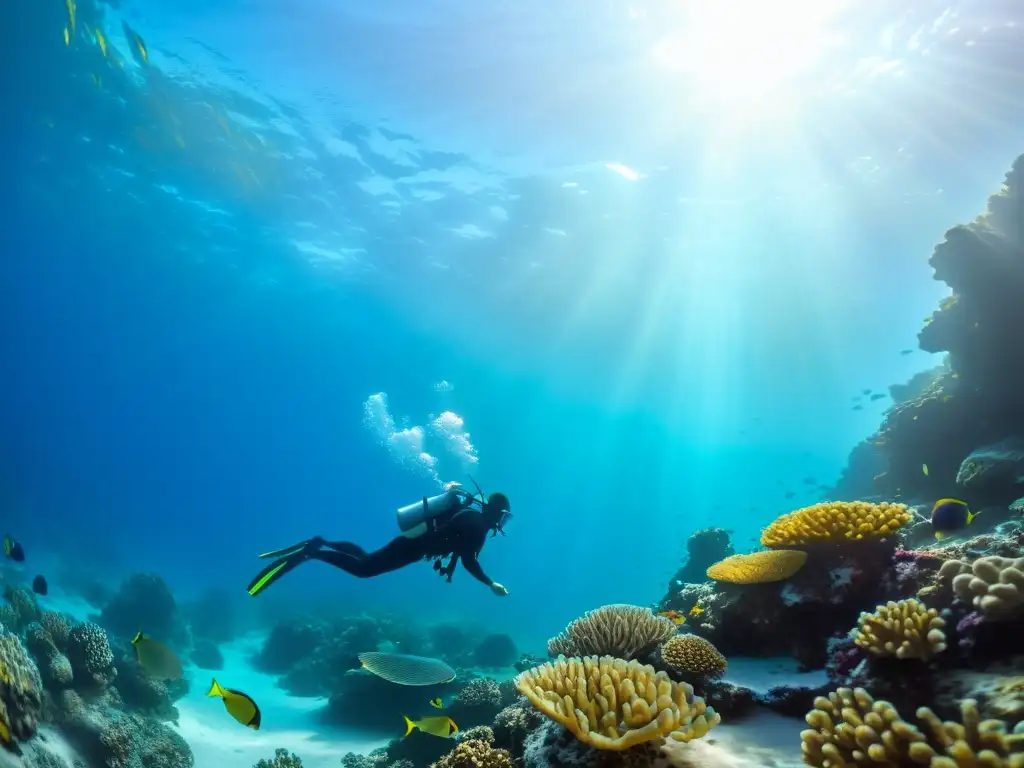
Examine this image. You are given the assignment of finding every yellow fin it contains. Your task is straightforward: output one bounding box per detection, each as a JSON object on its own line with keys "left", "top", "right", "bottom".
{"left": 934, "top": 531, "right": 949, "bottom": 540}
{"left": 207, "top": 678, "right": 224, "bottom": 698}
{"left": 966, "top": 510, "right": 981, "bottom": 525}
{"left": 403, "top": 716, "right": 416, "bottom": 738}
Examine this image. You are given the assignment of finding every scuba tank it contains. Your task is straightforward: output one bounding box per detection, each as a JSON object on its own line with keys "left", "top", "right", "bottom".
{"left": 396, "top": 490, "right": 463, "bottom": 539}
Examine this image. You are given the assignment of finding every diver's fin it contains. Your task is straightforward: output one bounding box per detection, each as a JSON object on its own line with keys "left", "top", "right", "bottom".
{"left": 257, "top": 539, "right": 315, "bottom": 559}
{"left": 247, "top": 554, "right": 309, "bottom": 597}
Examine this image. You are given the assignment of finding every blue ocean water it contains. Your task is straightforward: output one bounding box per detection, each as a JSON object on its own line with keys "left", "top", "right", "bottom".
{"left": 2, "top": 0, "right": 1023, "bottom": 724}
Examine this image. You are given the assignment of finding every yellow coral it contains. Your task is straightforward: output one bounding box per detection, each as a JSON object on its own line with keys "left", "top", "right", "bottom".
{"left": 706, "top": 550, "right": 808, "bottom": 584}
{"left": 851, "top": 599, "right": 947, "bottom": 660}
{"left": 546, "top": 605, "right": 676, "bottom": 660}
{"left": 431, "top": 739, "right": 512, "bottom": 768}
{"left": 515, "top": 655, "right": 719, "bottom": 751}
{"left": 939, "top": 556, "right": 1024, "bottom": 620}
{"left": 761, "top": 501, "right": 911, "bottom": 547}
{"left": 659, "top": 635, "right": 727, "bottom": 678}
{"left": 801, "top": 687, "right": 1024, "bottom": 768}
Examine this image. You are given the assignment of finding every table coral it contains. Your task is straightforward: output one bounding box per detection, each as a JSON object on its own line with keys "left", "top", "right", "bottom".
{"left": 761, "top": 501, "right": 911, "bottom": 547}
{"left": 546, "top": 605, "right": 676, "bottom": 660}
{"left": 706, "top": 550, "right": 808, "bottom": 584}
{"left": 851, "top": 599, "right": 948, "bottom": 661}
{"left": 515, "top": 655, "right": 719, "bottom": 751}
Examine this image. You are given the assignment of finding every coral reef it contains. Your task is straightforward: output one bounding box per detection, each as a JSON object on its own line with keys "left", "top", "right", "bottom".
{"left": 473, "top": 634, "right": 517, "bottom": 669}
{"left": 66, "top": 622, "right": 117, "bottom": 689}
{"left": 0, "top": 629, "right": 43, "bottom": 749}
{"left": 431, "top": 739, "right": 512, "bottom": 768}
{"left": 97, "top": 574, "right": 186, "bottom": 649}
{"left": 661, "top": 528, "right": 735, "bottom": 602}
{"left": 515, "top": 656, "right": 719, "bottom": 750}
{"left": 255, "top": 748, "right": 303, "bottom": 767}
{"left": 940, "top": 556, "right": 1024, "bottom": 619}
{"left": 801, "top": 687, "right": 1024, "bottom": 767}
{"left": 706, "top": 550, "right": 808, "bottom": 584}
{"left": 657, "top": 635, "right": 727, "bottom": 678}
{"left": 851, "top": 599, "right": 948, "bottom": 660}
{"left": 761, "top": 501, "right": 911, "bottom": 547}
{"left": 546, "top": 605, "right": 676, "bottom": 660}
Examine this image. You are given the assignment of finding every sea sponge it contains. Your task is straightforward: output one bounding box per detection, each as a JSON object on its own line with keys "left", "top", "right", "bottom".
{"left": 761, "top": 501, "right": 911, "bottom": 547}
{"left": 939, "top": 556, "right": 1024, "bottom": 620}
{"left": 801, "top": 687, "right": 1024, "bottom": 767}
{"left": 659, "top": 635, "right": 727, "bottom": 678}
{"left": 851, "top": 599, "right": 948, "bottom": 661}
{"left": 706, "top": 550, "right": 808, "bottom": 584}
{"left": 431, "top": 739, "right": 512, "bottom": 768}
{"left": 66, "top": 621, "right": 116, "bottom": 687}
{"left": 515, "top": 655, "right": 719, "bottom": 751}
{"left": 546, "top": 605, "right": 676, "bottom": 659}
{"left": 0, "top": 630, "right": 43, "bottom": 747}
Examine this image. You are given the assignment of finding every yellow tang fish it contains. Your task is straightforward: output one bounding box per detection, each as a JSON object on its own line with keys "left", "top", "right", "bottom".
{"left": 208, "top": 679, "right": 262, "bottom": 730}
{"left": 403, "top": 715, "right": 458, "bottom": 739}
{"left": 429, "top": 698, "right": 444, "bottom": 709}
{"left": 131, "top": 631, "right": 182, "bottom": 680}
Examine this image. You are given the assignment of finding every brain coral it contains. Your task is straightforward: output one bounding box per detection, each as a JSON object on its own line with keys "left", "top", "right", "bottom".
{"left": 801, "top": 687, "right": 1024, "bottom": 767}
{"left": 659, "top": 635, "right": 727, "bottom": 678}
{"left": 851, "top": 599, "right": 947, "bottom": 661}
{"left": 939, "top": 556, "right": 1024, "bottom": 620}
{"left": 706, "top": 550, "right": 808, "bottom": 584}
{"left": 761, "top": 501, "right": 911, "bottom": 547}
{"left": 546, "top": 605, "right": 676, "bottom": 660}
{"left": 515, "top": 655, "right": 719, "bottom": 751}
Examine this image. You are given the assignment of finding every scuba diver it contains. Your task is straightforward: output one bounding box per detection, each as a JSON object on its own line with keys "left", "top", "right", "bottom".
{"left": 247, "top": 481, "right": 512, "bottom": 598}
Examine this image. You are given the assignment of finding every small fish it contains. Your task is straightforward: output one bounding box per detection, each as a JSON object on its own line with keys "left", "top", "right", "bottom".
{"left": 403, "top": 715, "right": 458, "bottom": 739}
{"left": 208, "top": 678, "right": 261, "bottom": 729}
{"left": 3, "top": 536, "right": 25, "bottom": 562}
{"left": 31, "top": 575, "right": 47, "bottom": 596}
{"left": 802, "top": 477, "right": 816, "bottom": 485}
{"left": 784, "top": 491, "right": 795, "bottom": 499}
{"left": 852, "top": 405, "right": 863, "bottom": 411}
{"left": 90, "top": 73, "right": 101, "bottom": 88}
{"left": 429, "top": 698, "right": 444, "bottom": 710}
{"left": 922, "top": 464, "right": 929, "bottom": 476}
{"left": 917, "top": 585, "right": 938, "bottom": 598}
{"left": 900, "top": 349, "right": 913, "bottom": 355}
{"left": 94, "top": 28, "right": 108, "bottom": 57}
{"left": 942, "top": 395, "right": 953, "bottom": 403}
{"left": 132, "top": 631, "right": 183, "bottom": 680}
{"left": 951, "top": 373, "right": 959, "bottom": 379}
{"left": 930, "top": 498, "right": 979, "bottom": 540}
{"left": 688, "top": 605, "right": 704, "bottom": 617}
{"left": 862, "top": 389, "right": 872, "bottom": 395}
{"left": 870, "top": 393, "right": 885, "bottom": 401}
{"left": 65, "top": 0, "right": 76, "bottom": 32}
{"left": 63, "top": 27, "right": 70, "bottom": 45}
{"left": 657, "top": 610, "right": 686, "bottom": 626}
{"left": 121, "top": 21, "right": 149, "bottom": 64}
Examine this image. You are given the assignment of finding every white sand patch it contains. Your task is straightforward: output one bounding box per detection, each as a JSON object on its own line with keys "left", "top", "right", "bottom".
{"left": 662, "top": 711, "right": 805, "bottom": 768}
{"left": 721, "top": 657, "right": 827, "bottom": 695}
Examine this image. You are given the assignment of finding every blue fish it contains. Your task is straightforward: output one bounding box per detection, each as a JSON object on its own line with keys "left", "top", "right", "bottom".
{"left": 930, "top": 498, "right": 978, "bottom": 540}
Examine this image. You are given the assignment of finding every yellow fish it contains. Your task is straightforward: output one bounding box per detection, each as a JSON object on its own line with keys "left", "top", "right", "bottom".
{"left": 403, "top": 715, "right": 458, "bottom": 739}
{"left": 922, "top": 463, "right": 929, "bottom": 476}
{"left": 94, "top": 29, "right": 108, "bottom": 57}
{"left": 65, "top": 0, "right": 76, "bottom": 33}
{"left": 942, "top": 395, "right": 953, "bottom": 403}
{"left": 657, "top": 610, "right": 685, "bottom": 626}
{"left": 63, "top": 28, "right": 70, "bottom": 46}
{"left": 131, "top": 631, "right": 182, "bottom": 680}
{"left": 429, "top": 698, "right": 444, "bottom": 709}
{"left": 688, "top": 605, "right": 704, "bottom": 617}
{"left": 122, "top": 21, "right": 149, "bottom": 65}
{"left": 208, "top": 679, "right": 261, "bottom": 729}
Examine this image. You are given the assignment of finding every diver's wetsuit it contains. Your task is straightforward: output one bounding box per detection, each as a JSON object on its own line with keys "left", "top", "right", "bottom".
{"left": 309, "top": 509, "right": 495, "bottom": 584}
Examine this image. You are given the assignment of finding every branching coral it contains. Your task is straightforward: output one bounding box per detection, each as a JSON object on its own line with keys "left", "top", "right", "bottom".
{"left": 851, "top": 599, "right": 948, "bottom": 661}
{"left": 546, "top": 605, "right": 676, "bottom": 660}
{"left": 706, "top": 550, "right": 808, "bottom": 584}
{"left": 431, "top": 739, "right": 512, "bottom": 768}
{"left": 659, "top": 635, "right": 727, "bottom": 678}
{"left": 515, "top": 655, "right": 719, "bottom": 751}
{"left": 939, "top": 556, "right": 1024, "bottom": 620}
{"left": 255, "top": 748, "right": 303, "bottom": 767}
{"left": 761, "top": 501, "right": 911, "bottom": 547}
{"left": 801, "top": 687, "right": 1024, "bottom": 767}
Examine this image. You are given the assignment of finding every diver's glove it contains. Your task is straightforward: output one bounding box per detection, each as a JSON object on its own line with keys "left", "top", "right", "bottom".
{"left": 489, "top": 582, "right": 509, "bottom": 596}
